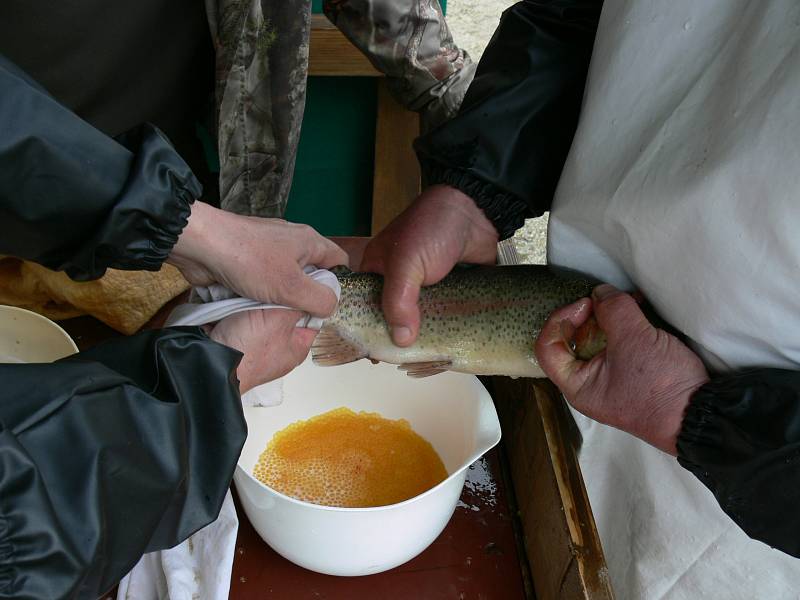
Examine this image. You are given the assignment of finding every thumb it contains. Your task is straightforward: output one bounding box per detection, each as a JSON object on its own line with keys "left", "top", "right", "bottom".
{"left": 276, "top": 268, "right": 340, "bottom": 318}
{"left": 358, "top": 238, "right": 386, "bottom": 275}
{"left": 591, "top": 284, "right": 651, "bottom": 344}
{"left": 381, "top": 255, "right": 426, "bottom": 347}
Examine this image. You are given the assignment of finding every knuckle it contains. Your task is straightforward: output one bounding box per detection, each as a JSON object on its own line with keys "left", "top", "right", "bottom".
{"left": 274, "top": 273, "right": 299, "bottom": 302}
{"left": 601, "top": 292, "right": 636, "bottom": 317}
{"left": 296, "top": 223, "right": 316, "bottom": 239}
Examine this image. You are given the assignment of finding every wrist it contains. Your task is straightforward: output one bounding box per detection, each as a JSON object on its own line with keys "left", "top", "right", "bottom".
{"left": 429, "top": 185, "right": 499, "bottom": 261}
{"left": 234, "top": 367, "right": 256, "bottom": 395}
{"left": 209, "top": 326, "right": 253, "bottom": 394}
{"left": 420, "top": 163, "right": 528, "bottom": 240}
{"left": 167, "top": 201, "right": 230, "bottom": 286}
{"left": 638, "top": 377, "right": 709, "bottom": 456}
{"left": 168, "top": 201, "right": 215, "bottom": 266}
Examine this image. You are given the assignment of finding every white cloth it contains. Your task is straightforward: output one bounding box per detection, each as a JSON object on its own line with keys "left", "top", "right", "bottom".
{"left": 548, "top": 1, "right": 800, "bottom": 598}
{"left": 117, "top": 268, "right": 341, "bottom": 598}
{"left": 166, "top": 267, "right": 340, "bottom": 408}
{"left": 165, "top": 267, "right": 341, "bottom": 333}
{"left": 116, "top": 491, "right": 239, "bottom": 600}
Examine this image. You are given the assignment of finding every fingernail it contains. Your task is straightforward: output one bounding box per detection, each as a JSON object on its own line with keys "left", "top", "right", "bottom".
{"left": 392, "top": 326, "right": 412, "bottom": 345}
{"left": 592, "top": 284, "right": 616, "bottom": 302}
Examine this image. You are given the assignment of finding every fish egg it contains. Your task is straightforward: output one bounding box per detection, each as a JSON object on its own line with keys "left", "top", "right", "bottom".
{"left": 252, "top": 407, "right": 447, "bottom": 508}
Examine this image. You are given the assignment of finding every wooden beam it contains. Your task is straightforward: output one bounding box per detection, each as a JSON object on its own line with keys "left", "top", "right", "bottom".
{"left": 371, "top": 80, "right": 421, "bottom": 234}
{"left": 492, "top": 377, "right": 615, "bottom": 600}
{"left": 309, "top": 15, "right": 381, "bottom": 77}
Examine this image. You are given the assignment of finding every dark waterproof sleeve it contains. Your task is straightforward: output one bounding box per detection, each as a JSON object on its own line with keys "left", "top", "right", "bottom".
{"left": 0, "top": 53, "right": 201, "bottom": 281}
{"left": 677, "top": 369, "right": 800, "bottom": 558}
{"left": 0, "top": 328, "right": 246, "bottom": 600}
{"left": 414, "top": 0, "right": 603, "bottom": 239}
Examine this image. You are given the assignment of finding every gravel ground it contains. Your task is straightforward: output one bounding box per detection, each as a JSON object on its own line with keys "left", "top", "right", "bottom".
{"left": 445, "top": 0, "right": 516, "bottom": 61}
{"left": 445, "top": 0, "right": 549, "bottom": 265}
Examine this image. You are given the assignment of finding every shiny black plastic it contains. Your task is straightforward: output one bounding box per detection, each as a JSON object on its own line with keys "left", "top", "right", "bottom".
{"left": 678, "top": 370, "right": 800, "bottom": 558}
{"left": 0, "top": 329, "right": 246, "bottom": 599}
{"left": 415, "top": 0, "right": 603, "bottom": 238}
{"left": 0, "top": 53, "right": 247, "bottom": 598}
{"left": 0, "top": 53, "right": 200, "bottom": 281}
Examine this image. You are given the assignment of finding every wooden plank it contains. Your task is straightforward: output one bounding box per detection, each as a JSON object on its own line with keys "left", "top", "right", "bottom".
{"left": 492, "top": 377, "right": 614, "bottom": 600}
{"left": 311, "top": 14, "right": 336, "bottom": 29}
{"left": 309, "top": 15, "right": 381, "bottom": 77}
{"left": 371, "top": 80, "right": 421, "bottom": 234}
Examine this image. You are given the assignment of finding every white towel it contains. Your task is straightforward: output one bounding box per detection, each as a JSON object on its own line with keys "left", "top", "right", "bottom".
{"left": 165, "top": 267, "right": 341, "bottom": 332}
{"left": 116, "top": 492, "right": 238, "bottom": 600}
{"left": 166, "top": 267, "right": 340, "bottom": 408}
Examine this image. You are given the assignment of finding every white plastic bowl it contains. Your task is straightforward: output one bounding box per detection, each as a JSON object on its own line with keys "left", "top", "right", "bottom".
{"left": 233, "top": 356, "right": 501, "bottom": 576}
{"left": 0, "top": 305, "right": 78, "bottom": 363}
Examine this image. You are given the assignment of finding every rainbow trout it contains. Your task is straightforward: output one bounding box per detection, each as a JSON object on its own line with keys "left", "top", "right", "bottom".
{"left": 312, "top": 265, "right": 605, "bottom": 378}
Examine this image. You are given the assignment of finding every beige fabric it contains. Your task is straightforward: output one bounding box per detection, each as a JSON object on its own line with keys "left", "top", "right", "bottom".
{"left": 0, "top": 258, "right": 189, "bottom": 334}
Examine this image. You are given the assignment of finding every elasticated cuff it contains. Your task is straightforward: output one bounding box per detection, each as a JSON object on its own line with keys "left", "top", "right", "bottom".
{"left": 677, "top": 369, "right": 800, "bottom": 557}
{"left": 421, "top": 161, "right": 529, "bottom": 240}
{"left": 74, "top": 123, "right": 201, "bottom": 278}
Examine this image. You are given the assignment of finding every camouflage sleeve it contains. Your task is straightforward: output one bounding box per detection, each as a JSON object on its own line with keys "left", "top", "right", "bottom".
{"left": 323, "top": 0, "right": 476, "bottom": 131}
{"left": 207, "top": 0, "right": 311, "bottom": 217}
{"left": 205, "top": 0, "right": 472, "bottom": 217}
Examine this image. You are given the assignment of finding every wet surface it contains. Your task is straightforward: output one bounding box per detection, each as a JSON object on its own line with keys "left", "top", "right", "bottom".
{"left": 458, "top": 457, "right": 499, "bottom": 512}
{"left": 230, "top": 447, "right": 526, "bottom": 599}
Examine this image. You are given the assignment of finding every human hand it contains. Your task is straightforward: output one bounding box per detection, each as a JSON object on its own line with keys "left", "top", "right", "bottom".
{"left": 535, "top": 284, "right": 710, "bottom": 455}
{"left": 169, "top": 202, "right": 349, "bottom": 318}
{"left": 329, "top": 236, "right": 371, "bottom": 271}
{"left": 360, "top": 185, "right": 499, "bottom": 346}
{"left": 209, "top": 308, "right": 317, "bottom": 394}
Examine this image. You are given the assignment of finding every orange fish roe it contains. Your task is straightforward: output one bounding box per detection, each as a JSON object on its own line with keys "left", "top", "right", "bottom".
{"left": 252, "top": 407, "right": 447, "bottom": 508}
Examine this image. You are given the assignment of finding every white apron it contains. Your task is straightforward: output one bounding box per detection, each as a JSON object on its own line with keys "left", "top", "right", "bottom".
{"left": 548, "top": 1, "right": 800, "bottom": 598}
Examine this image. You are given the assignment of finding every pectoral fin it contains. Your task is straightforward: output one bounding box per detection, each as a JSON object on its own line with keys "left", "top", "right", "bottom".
{"left": 311, "top": 326, "right": 368, "bottom": 366}
{"left": 398, "top": 361, "right": 453, "bottom": 378}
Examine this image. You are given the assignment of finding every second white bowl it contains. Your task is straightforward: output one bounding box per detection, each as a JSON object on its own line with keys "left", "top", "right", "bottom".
{"left": 0, "top": 305, "right": 78, "bottom": 363}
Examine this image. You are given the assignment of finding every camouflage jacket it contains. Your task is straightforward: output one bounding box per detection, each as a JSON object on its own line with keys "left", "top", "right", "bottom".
{"left": 205, "top": 0, "right": 475, "bottom": 217}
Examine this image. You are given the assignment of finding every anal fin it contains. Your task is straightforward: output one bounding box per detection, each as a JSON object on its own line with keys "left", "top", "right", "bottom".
{"left": 398, "top": 360, "right": 452, "bottom": 378}
{"left": 312, "top": 326, "right": 368, "bottom": 366}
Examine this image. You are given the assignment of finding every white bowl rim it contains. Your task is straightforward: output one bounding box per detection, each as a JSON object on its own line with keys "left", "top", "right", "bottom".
{"left": 236, "top": 428, "right": 501, "bottom": 513}
{"left": 0, "top": 304, "right": 79, "bottom": 354}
